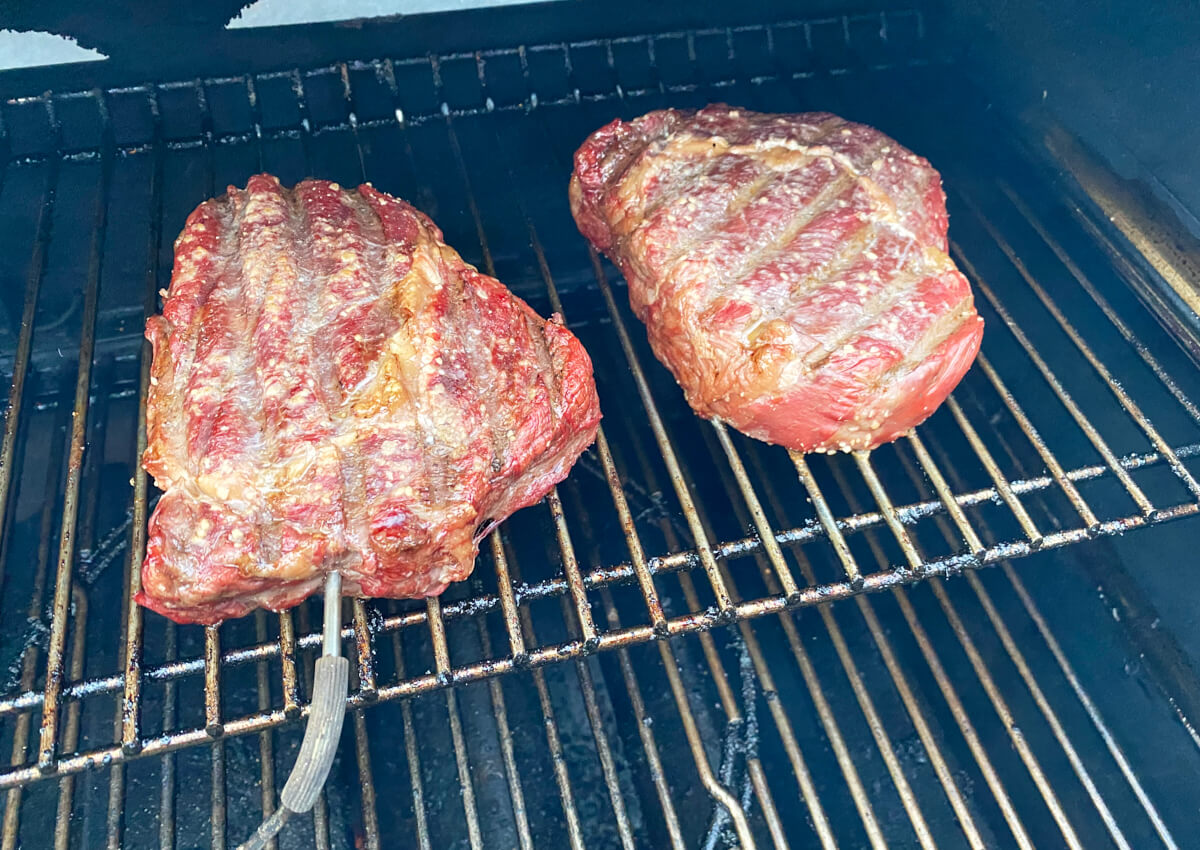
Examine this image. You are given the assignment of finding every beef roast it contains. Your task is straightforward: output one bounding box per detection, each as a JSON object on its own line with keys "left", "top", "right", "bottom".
{"left": 569, "top": 105, "right": 982, "bottom": 453}
{"left": 139, "top": 175, "right": 601, "bottom": 624}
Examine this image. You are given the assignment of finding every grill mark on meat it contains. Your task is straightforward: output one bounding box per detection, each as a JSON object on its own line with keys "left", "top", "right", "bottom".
{"left": 829, "top": 294, "right": 978, "bottom": 443}
{"left": 315, "top": 188, "right": 385, "bottom": 398}
{"left": 293, "top": 182, "right": 379, "bottom": 574}
{"left": 648, "top": 165, "right": 786, "bottom": 274}
{"left": 525, "top": 309, "right": 560, "bottom": 424}
{"left": 782, "top": 221, "right": 875, "bottom": 302}
{"left": 874, "top": 294, "right": 977, "bottom": 392}
{"left": 190, "top": 182, "right": 287, "bottom": 495}
{"left": 739, "top": 218, "right": 877, "bottom": 345}
{"left": 337, "top": 191, "right": 394, "bottom": 568}
{"left": 459, "top": 275, "right": 509, "bottom": 483}
{"left": 706, "top": 171, "right": 859, "bottom": 307}
{"left": 632, "top": 115, "right": 843, "bottom": 236}
{"left": 347, "top": 192, "right": 403, "bottom": 395}
{"left": 437, "top": 251, "right": 492, "bottom": 487}
{"left": 403, "top": 243, "right": 446, "bottom": 518}
{"left": 802, "top": 252, "right": 926, "bottom": 373}
{"left": 243, "top": 178, "right": 309, "bottom": 566}
{"left": 154, "top": 200, "right": 229, "bottom": 488}
{"left": 636, "top": 145, "right": 728, "bottom": 222}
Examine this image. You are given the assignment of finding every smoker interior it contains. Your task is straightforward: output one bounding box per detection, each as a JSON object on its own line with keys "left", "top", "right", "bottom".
{"left": 3, "top": 6, "right": 1200, "bottom": 848}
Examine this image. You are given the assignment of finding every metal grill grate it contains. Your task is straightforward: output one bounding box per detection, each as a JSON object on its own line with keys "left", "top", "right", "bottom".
{"left": 3, "top": 9, "right": 1200, "bottom": 848}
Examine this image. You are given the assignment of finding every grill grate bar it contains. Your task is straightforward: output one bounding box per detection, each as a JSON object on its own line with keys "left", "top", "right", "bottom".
{"left": 351, "top": 601, "right": 377, "bottom": 699}
{"left": 974, "top": 353, "right": 1100, "bottom": 529}
{"left": 515, "top": 586, "right": 586, "bottom": 848}
{"left": 105, "top": 759, "right": 124, "bottom": 846}
{"left": 489, "top": 534, "right": 529, "bottom": 662}
{"left": 204, "top": 626, "right": 223, "bottom": 736}
{"left": 855, "top": 592, "right": 990, "bottom": 849}
{"left": 1001, "top": 182, "right": 1200, "bottom": 427}
{"left": 590, "top": 427, "right": 669, "bottom": 625}
{"left": 824, "top": 457, "right": 1037, "bottom": 849}
{"left": 0, "top": 153, "right": 56, "bottom": 572}
{"left": 120, "top": 90, "right": 163, "bottom": 755}
{"left": 444, "top": 685, "right": 485, "bottom": 850}
{"left": 159, "top": 622, "right": 178, "bottom": 850}
{"left": 715, "top": 580, "right": 838, "bottom": 840}
{"left": 426, "top": 598, "right": 451, "bottom": 678}
{"left": 1001, "top": 561, "right": 1182, "bottom": 849}
{"left": 905, "top": 392, "right": 1178, "bottom": 849}
{"left": 278, "top": 614, "right": 299, "bottom": 717}
{"left": 106, "top": 484, "right": 139, "bottom": 850}
{"left": 853, "top": 451, "right": 928, "bottom": 571}
{"left": 1, "top": 420, "right": 63, "bottom": 850}
{"left": 52, "top": 588, "right": 89, "bottom": 850}
{"left": 790, "top": 452, "right": 863, "bottom": 585}
{"left": 905, "top": 431, "right": 987, "bottom": 554}
{"left": 617, "top": 407, "right": 785, "bottom": 846}
{"left": 656, "top": 631, "right": 757, "bottom": 847}
{"left": 968, "top": 567, "right": 1135, "bottom": 849}
{"left": 691, "top": 458, "right": 878, "bottom": 850}
{"left": 711, "top": 421, "right": 801, "bottom": 599}
{"left": 930, "top": 576, "right": 1085, "bottom": 848}
{"left": 952, "top": 244, "right": 1157, "bottom": 515}
{"left": 757, "top": 574, "right": 888, "bottom": 848}
{"left": 424, "top": 595, "right": 487, "bottom": 847}
{"left": 352, "top": 709, "right": 381, "bottom": 850}
{"left": 961, "top": 188, "right": 1200, "bottom": 501}
{"left": 389, "top": 622, "right": 434, "bottom": 850}
{"left": 563, "top": 597, "right": 639, "bottom": 850}
{"left": 503, "top": 137, "right": 667, "bottom": 632}
{"left": 545, "top": 489, "right": 599, "bottom": 646}
{"left": 589, "top": 251, "right": 738, "bottom": 615}
{"left": 253, "top": 612, "right": 280, "bottom": 850}
{"left": 597, "top": 588, "right": 688, "bottom": 850}
{"left": 36, "top": 128, "right": 111, "bottom": 773}
{"left": 944, "top": 395, "right": 1044, "bottom": 546}
{"left": 732, "top": 619, "right": 827, "bottom": 850}
{"left": 469, "top": 585, "right": 535, "bottom": 850}
{"left": 893, "top": 582, "right": 1036, "bottom": 848}
{"left": 211, "top": 742, "right": 226, "bottom": 850}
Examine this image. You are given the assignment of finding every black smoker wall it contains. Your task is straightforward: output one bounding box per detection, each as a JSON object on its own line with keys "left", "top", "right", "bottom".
{"left": 943, "top": 0, "right": 1200, "bottom": 239}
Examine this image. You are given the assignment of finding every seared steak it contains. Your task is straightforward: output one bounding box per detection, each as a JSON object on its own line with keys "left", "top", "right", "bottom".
{"left": 139, "top": 175, "right": 601, "bottom": 624}
{"left": 570, "top": 105, "right": 982, "bottom": 452}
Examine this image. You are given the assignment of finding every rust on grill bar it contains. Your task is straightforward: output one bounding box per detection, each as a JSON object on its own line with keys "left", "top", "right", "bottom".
{"left": 37, "top": 130, "right": 110, "bottom": 775}
{"left": 2, "top": 9, "right": 1200, "bottom": 848}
